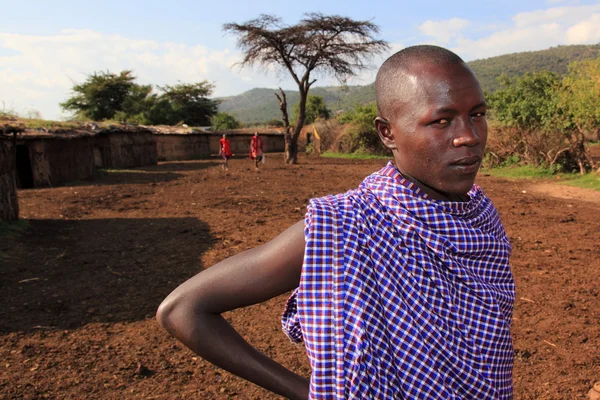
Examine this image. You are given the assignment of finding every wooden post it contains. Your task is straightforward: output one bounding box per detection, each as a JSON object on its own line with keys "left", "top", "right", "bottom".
{"left": 0, "top": 131, "right": 20, "bottom": 221}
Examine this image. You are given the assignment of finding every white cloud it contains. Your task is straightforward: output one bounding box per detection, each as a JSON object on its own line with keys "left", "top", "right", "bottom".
{"left": 2, "top": 5, "right": 600, "bottom": 120}
{"left": 0, "top": 29, "right": 264, "bottom": 120}
{"left": 567, "top": 14, "right": 600, "bottom": 43}
{"left": 513, "top": 4, "right": 600, "bottom": 27}
{"left": 419, "top": 18, "right": 469, "bottom": 44}
{"left": 449, "top": 4, "right": 600, "bottom": 60}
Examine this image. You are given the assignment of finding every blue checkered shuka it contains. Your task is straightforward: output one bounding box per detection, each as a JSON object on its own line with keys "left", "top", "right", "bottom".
{"left": 282, "top": 162, "right": 515, "bottom": 399}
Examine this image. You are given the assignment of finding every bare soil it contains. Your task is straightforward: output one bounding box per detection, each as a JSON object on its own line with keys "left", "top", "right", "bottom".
{"left": 1, "top": 154, "right": 599, "bottom": 400}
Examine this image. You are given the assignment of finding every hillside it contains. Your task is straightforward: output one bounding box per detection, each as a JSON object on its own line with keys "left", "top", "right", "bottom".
{"left": 470, "top": 43, "right": 600, "bottom": 93}
{"left": 218, "top": 84, "right": 376, "bottom": 124}
{"left": 218, "top": 43, "right": 600, "bottom": 124}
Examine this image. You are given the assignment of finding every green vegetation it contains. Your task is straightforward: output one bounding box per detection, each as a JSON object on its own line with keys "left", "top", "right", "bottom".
{"left": 470, "top": 44, "right": 600, "bottom": 93}
{"left": 559, "top": 58, "right": 600, "bottom": 141}
{"left": 218, "top": 44, "right": 600, "bottom": 124}
{"left": 292, "top": 96, "right": 330, "bottom": 125}
{"left": 217, "top": 85, "right": 376, "bottom": 124}
{"left": 483, "top": 165, "right": 558, "bottom": 179}
{"left": 61, "top": 70, "right": 150, "bottom": 121}
{"left": 559, "top": 173, "right": 600, "bottom": 191}
{"left": 484, "top": 165, "right": 600, "bottom": 191}
{"left": 335, "top": 103, "right": 388, "bottom": 155}
{"left": 488, "top": 71, "right": 561, "bottom": 130}
{"left": 211, "top": 112, "right": 240, "bottom": 130}
{"left": 61, "top": 70, "right": 218, "bottom": 126}
{"left": 224, "top": 13, "right": 388, "bottom": 163}
{"left": 486, "top": 56, "right": 600, "bottom": 174}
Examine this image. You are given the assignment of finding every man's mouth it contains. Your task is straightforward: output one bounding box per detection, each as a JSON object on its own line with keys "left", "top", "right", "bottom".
{"left": 450, "top": 155, "right": 482, "bottom": 173}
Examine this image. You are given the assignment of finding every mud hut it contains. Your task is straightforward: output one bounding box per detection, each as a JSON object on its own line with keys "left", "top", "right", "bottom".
{"left": 0, "top": 123, "right": 21, "bottom": 220}
{"left": 93, "top": 126, "right": 157, "bottom": 169}
{"left": 149, "top": 125, "right": 210, "bottom": 161}
{"left": 14, "top": 130, "right": 96, "bottom": 188}
{"left": 154, "top": 133, "right": 211, "bottom": 161}
{"left": 153, "top": 127, "right": 285, "bottom": 161}
{"left": 207, "top": 130, "right": 286, "bottom": 157}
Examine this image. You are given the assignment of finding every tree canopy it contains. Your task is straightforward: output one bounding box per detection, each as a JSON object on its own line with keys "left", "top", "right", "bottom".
{"left": 487, "top": 60, "right": 599, "bottom": 173}
{"left": 292, "top": 95, "right": 330, "bottom": 125}
{"left": 558, "top": 57, "right": 600, "bottom": 138}
{"left": 488, "top": 72, "right": 562, "bottom": 131}
{"left": 61, "top": 70, "right": 149, "bottom": 121}
{"left": 224, "top": 13, "right": 388, "bottom": 163}
{"left": 61, "top": 71, "right": 219, "bottom": 126}
{"left": 211, "top": 112, "right": 240, "bottom": 130}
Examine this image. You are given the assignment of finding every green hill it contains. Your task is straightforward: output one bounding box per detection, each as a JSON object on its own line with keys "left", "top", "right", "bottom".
{"left": 218, "top": 43, "right": 600, "bottom": 124}
{"left": 470, "top": 44, "right": 600, "bottom": 93}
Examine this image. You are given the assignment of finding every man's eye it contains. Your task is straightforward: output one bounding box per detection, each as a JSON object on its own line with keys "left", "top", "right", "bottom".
{"left": 432, "top": 118, "right": 450, "bottom": 126}
{"left": 471, "top": 112, "right": 486, "bottom": 119}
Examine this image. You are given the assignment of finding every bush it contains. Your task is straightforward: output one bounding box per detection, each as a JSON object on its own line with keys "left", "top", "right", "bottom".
{"left": 313, "top": 118, "right": 389, "bottom": 156}
{"left": 483, "top": 123, "right": 580, "bottom": 172}
{"left": 266, "top": 118, "right": 284, "bottom": 127}
{"left": 211, "top": 112, "right": 240, "bottom": 130}
{"left": 335, "top": 103, "right": 389, "bottom": 155}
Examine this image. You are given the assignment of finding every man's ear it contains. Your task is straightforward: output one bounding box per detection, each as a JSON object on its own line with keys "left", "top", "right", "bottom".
{"left": 374, "top": 117, "right": 397, "bottom": 150}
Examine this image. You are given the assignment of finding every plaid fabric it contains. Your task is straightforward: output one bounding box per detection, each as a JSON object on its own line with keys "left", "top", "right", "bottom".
{"left": 282, "top": 162, "right": 515, "bottom": 399}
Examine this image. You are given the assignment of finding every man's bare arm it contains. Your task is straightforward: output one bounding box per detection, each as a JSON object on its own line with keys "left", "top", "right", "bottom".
{"left": 156, "top": 220, "right": 308, "bottom": 400}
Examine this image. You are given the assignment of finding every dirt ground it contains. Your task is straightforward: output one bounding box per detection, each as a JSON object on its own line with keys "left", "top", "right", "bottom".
{"left": 1, "top": 154, "right": 599, "bottom": 400}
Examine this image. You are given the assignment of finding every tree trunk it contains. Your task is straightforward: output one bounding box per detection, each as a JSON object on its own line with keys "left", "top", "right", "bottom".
{"left": 284, "top": 127, "right": 298, "bottom": 164}
{"left": 284, "top": 88, "right": 308, "bottom": 164}
{"left": 274, "top": 88, "right": 290, "bottom": 132}
{"left": 0, "top": 137, "right": 19, "bottom": 221}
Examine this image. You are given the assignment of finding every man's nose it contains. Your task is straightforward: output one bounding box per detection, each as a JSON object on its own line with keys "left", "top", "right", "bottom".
{"left": 452, "top": 118, "right": 480, "bottom": 147}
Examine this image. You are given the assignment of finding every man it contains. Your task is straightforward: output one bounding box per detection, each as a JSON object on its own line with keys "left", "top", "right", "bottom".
{"left": 219, "top": 134, "right": 233, "bottom": 170}
{"left": 250, "top": 132, "right": 264, "bottom": 170}
{"left": 157, "top": 45, "right": 514, "bottom": 399}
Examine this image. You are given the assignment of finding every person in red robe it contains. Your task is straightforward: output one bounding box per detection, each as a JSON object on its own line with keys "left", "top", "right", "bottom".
{"left": 250, "top": 133, "right": 264, "bottom": 170}
{"left": 219, "top": 134, "right": 233, "bottom": 170}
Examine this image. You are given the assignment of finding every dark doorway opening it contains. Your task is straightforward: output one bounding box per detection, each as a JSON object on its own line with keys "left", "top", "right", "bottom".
{"left": 16, "top": 145, "right": 34, "bottom": 188}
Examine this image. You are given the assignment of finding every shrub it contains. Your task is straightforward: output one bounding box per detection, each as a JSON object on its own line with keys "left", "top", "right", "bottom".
{"left": 211, "top": 112, "right": 240, "bottom": 130}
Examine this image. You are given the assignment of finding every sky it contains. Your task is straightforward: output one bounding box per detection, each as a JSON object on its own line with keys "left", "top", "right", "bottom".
{"left": 1, "top": 0, "right": 599, "bottom": 121}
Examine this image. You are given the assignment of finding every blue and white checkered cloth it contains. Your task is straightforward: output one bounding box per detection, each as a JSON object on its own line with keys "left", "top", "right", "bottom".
{"left": 282, "top": 162, "right": 515, "bottom": 399}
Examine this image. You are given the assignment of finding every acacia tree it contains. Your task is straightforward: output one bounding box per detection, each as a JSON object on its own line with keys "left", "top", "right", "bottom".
{"left": 224, "top": 13, "right": 388, "bottom": 163}
{"left": 61, "top": 70, "right": 151, "bottom": 121}
{"left": 156, "top": 81, "right": 219, "bottom": 126}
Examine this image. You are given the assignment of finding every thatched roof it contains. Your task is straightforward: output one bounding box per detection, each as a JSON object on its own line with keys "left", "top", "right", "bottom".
{"left": 143, "top": 125, "right": 208, "bottom": 135}
{"left": 0, "top": 117, "right": 284, "bottom": 139}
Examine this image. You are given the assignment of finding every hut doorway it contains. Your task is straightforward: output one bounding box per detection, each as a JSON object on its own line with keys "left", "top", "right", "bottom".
{"left": 16, "top": 145, "right": 34, "bottom": 188}
{"left": 93, "top": 147, "right": 104, "bottom": 168}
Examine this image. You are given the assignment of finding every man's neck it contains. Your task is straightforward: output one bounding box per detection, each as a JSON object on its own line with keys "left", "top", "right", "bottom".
{"left": 394, "top": 167, "right": 469, "bottom": 202}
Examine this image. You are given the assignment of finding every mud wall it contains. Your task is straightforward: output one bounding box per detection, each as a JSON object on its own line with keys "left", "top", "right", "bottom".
{"left": 155, "top": 134, "right": 211, "bottom": 161}
{"left": 95, "top": 131, "right": 157, "bottom": 169}
{"left": 156, "top": 133, "right": 285, "bottom": 160}
{"left": 207, "top": 133, "right": 285, "bottom": 157}
{"left": 24, "top": 137, "right": 95, "bottom": 187}
{"left": 0, "top": 138, "right": 19, "bottom": 220}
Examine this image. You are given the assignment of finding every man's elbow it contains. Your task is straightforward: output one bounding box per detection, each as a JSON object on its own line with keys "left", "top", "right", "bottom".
{"left": 156, "top": 293, "right": 185, "bottom": 335}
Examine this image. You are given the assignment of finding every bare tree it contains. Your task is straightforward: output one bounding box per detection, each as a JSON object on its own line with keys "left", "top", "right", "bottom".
{"left": 274, "top": 88, "right": 290, "bottom": 133}
{"left": 224, "top": 13, "right": 388, "bottom": 163}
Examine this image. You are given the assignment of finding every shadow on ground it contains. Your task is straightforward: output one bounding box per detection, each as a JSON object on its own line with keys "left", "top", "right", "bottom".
{"left": 0, "top": 217, "right": 214, "bottom": 333}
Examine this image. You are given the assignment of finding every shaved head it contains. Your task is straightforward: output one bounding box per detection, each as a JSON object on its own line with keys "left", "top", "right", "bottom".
{"left": 375, "top": 45, "right": 465, "bottom": 118}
